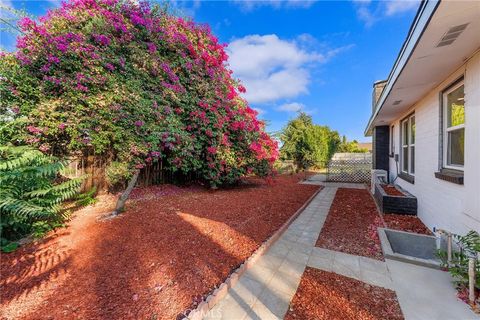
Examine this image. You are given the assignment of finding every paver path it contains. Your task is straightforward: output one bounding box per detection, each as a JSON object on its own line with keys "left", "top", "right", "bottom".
{"left": 205, "top": 185, "right": 339, "bottom": 319}
{"left": 204, "top": 180, "right": 478, "bottom": 320}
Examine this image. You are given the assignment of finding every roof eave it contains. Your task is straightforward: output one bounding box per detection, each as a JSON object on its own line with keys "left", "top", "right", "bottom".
{"left": 364, "top": 0, "right": 440, "bottom": 136}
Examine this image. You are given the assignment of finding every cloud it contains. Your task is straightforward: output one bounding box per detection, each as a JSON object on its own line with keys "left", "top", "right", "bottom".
{"left": 277, "top": 102, "right": 317, "bottom": 115}
{"left": 233, "top": 0, "right": 317, "bottom": 11}
{"left": 0, "top": 0, "right": 20, "bottom": 51}
{"left": 0, "top": 0, "right": 12, "bottom": 7}
{"left": 0, "top": 0, "right": 15, "bottom": 18}
{"left": 252, "top": 107, "right": 266, "bottom": 116}
{"left": 353, "top": 0, "right": 420, "bottom": 27}
{"left": 277, "top": 102, "right": 304, "bottom": 112}
{"left": 385, "top": 0, "right": 419, "bottom": 16}
{"left": 165, "top": 0, "right": 201, "bottom": 18}
{"left": 227, "top": 34, "right": 351, "bottom": 104}
{"left": 354, "top": 3, "right": 378, "bottom": 27}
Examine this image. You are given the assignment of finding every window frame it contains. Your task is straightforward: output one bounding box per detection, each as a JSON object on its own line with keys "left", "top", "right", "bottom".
{"left": 442, "top": 80, "right": 465, "bottom": 171}
{"left": 390, "top": 125, "right": 395, "bottom": 157}
{"left": 400, "top": 113, "right": 415, "bottom": 176}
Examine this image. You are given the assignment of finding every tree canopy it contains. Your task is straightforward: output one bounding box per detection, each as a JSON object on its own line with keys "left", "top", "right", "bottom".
{"left": 337, "top": 136, "right": 369, "bottom": 153}
{"left": 280, "top": 112, "right": 340, "bottom": 169}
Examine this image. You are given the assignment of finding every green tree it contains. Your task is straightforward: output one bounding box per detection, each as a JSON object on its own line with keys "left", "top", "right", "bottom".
{"left": 337, "top": 139, "right": 368, "bottom": 153}
{"left": 280, "top": 112, "right": 312, "bottom": 169}
{"left": 280, "top": 112, "right": 341, "bottom": 169}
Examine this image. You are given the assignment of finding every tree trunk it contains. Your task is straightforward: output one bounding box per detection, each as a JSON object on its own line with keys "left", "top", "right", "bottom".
{"left": 112, "top": 170, "right": 140, "bottom": 215}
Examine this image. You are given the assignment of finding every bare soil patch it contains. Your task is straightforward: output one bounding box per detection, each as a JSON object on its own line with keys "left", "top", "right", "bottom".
{"left": 1, "top": 174, "right": 319, "bottom": 320}
{"left": 315, "top": 188, "right": 384, "bottom": 260}
{"left": 285, "top": 267, "right": 404, "bottom": 320}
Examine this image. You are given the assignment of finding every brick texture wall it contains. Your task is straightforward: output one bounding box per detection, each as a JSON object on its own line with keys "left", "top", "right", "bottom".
{"left": 373, "top": 125, "right": 390, "bottom": 173}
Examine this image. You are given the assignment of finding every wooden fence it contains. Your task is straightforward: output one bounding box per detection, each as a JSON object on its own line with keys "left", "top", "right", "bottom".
{"left": 136, "top": 161, "right": 199, "bottom": 186}
{"left": 65, "top": 155, "right": 109, "bottom": 192}
{"left": 64, "top": 156, "right": 197, "bottom": 193}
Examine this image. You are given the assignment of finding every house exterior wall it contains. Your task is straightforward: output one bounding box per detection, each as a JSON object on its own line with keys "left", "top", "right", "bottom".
{"left": 387, "top": 50, "right": 480, "bottom": 235}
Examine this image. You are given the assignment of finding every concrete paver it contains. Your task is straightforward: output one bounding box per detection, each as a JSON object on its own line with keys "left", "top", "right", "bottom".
{"left": 204, "top": 178, "right": 477, "bottom": 320}
{"left": 387, "top": 259, "right": 478, "bottom": 320}
{"left": 205, "top": 184, "right": 338, "bottom": 319}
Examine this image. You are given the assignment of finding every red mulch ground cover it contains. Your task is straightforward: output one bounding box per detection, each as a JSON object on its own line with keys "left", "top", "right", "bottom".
{"left": 0, "top": 174, "right": 320, "bottom": 320}
{"left": 316, "top": 188, "right": 384, "bottom": 260}
{"left": 381, "top": 184, "right": 405, "bottom": 197}
{"left": 285, "top": 268, "right": 404, "bottom": 320}
{"left": 383, "top": 214, "right": 432, "bottom": 235}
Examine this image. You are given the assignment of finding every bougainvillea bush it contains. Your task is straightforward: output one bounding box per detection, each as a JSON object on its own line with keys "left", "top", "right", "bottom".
{"left": 0, "top": 0, "right": 278, "bottom": 187}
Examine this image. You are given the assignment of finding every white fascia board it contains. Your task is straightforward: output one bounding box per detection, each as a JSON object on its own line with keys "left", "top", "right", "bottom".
{"left": 364, "top": 0, "right": 440, "bottom": 136}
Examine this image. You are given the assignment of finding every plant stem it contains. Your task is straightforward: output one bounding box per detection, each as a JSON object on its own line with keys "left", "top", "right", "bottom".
{"left": 112, "top": 170, "right": 139, "bottom": 215}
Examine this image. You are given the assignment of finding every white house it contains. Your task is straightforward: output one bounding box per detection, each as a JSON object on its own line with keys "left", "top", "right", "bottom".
{"left": 365, "top": 0, "right": 480, "bottom": 235}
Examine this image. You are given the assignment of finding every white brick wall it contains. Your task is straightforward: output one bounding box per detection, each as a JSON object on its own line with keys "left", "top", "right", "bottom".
{"left": 387, "top": 50, "right": 480, "bottom": 235}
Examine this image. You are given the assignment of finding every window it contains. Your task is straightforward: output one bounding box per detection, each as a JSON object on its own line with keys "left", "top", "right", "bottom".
{"left": 443, "top": 81, "right": 464, "bottom": 169}
{"left": 401, "top": 114, "right": 415, "bottom": 175}
{"left": 390, "top": 125, "right": 395, "bottom": 156}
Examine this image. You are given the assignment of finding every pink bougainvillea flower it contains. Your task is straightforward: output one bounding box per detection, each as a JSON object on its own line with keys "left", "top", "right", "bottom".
{"left": 57, "top": 43, "right": 68, "bottom": 52}
{"left": 76, "top": 83, "right": 88, "bottom": 92}
{"left": 105, "top": 63, "right": 115, "bottom": 71}
{"left": 27, "top": 125, "right": 43, "bottom": 134}
{"left": 17, "top": 17, "right": 35, "bottom": 30}
{"left": 38, "top": 144, "right": 50, "bottom": 152}
{"left": 146, "top": 42, "right": 156, "bottom": 53}
{"left": 47, "top": 55, "right": 61, "bottom": 64}
{"left": 93, "top": 34, "right": 111, "bottom": 46}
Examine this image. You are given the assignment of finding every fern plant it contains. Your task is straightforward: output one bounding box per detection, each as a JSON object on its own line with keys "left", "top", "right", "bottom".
{"left": 75, "top": 186, "right": 98, "bottom": 207}
{"left": 0, "top": 145, "right": 83, "bottom": 247}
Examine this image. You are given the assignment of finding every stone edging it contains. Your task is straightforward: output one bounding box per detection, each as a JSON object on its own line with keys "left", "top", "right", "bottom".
{"left": 184, "top": 186, "right": 323, "bottom": 320}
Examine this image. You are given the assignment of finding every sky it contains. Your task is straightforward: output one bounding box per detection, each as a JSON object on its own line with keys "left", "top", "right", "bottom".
{"left": 0, "top": 0, "right": 420, "bottom": 142}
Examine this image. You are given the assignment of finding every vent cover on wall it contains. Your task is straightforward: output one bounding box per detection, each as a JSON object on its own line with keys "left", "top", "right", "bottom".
{"left": 393, "top": 100, "right": 402, "bottom": 106}
{"left": 437, "top": 23, "right": 469, "bottom": 47}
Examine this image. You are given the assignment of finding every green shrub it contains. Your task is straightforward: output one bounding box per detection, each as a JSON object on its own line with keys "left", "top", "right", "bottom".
{"left": 0, "top": 146, "right": 83, "bottom": 249}
{"left": 106, "top": 161, "right": 132, "bottom": 187}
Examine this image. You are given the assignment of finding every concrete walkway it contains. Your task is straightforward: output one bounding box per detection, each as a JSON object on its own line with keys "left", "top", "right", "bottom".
{"left": 204, "top": 180, "right": 478, "bottom": 320}
{"left": 204, "top": 185, "right": 338, "bottom": 320}
{"left": 387, "top": 259, "right": 477, "bottom": 320}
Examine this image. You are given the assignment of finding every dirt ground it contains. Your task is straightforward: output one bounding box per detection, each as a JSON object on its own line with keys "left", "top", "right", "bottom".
{"left": 1, "top": 174, "right": 319, "bottom": 320}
